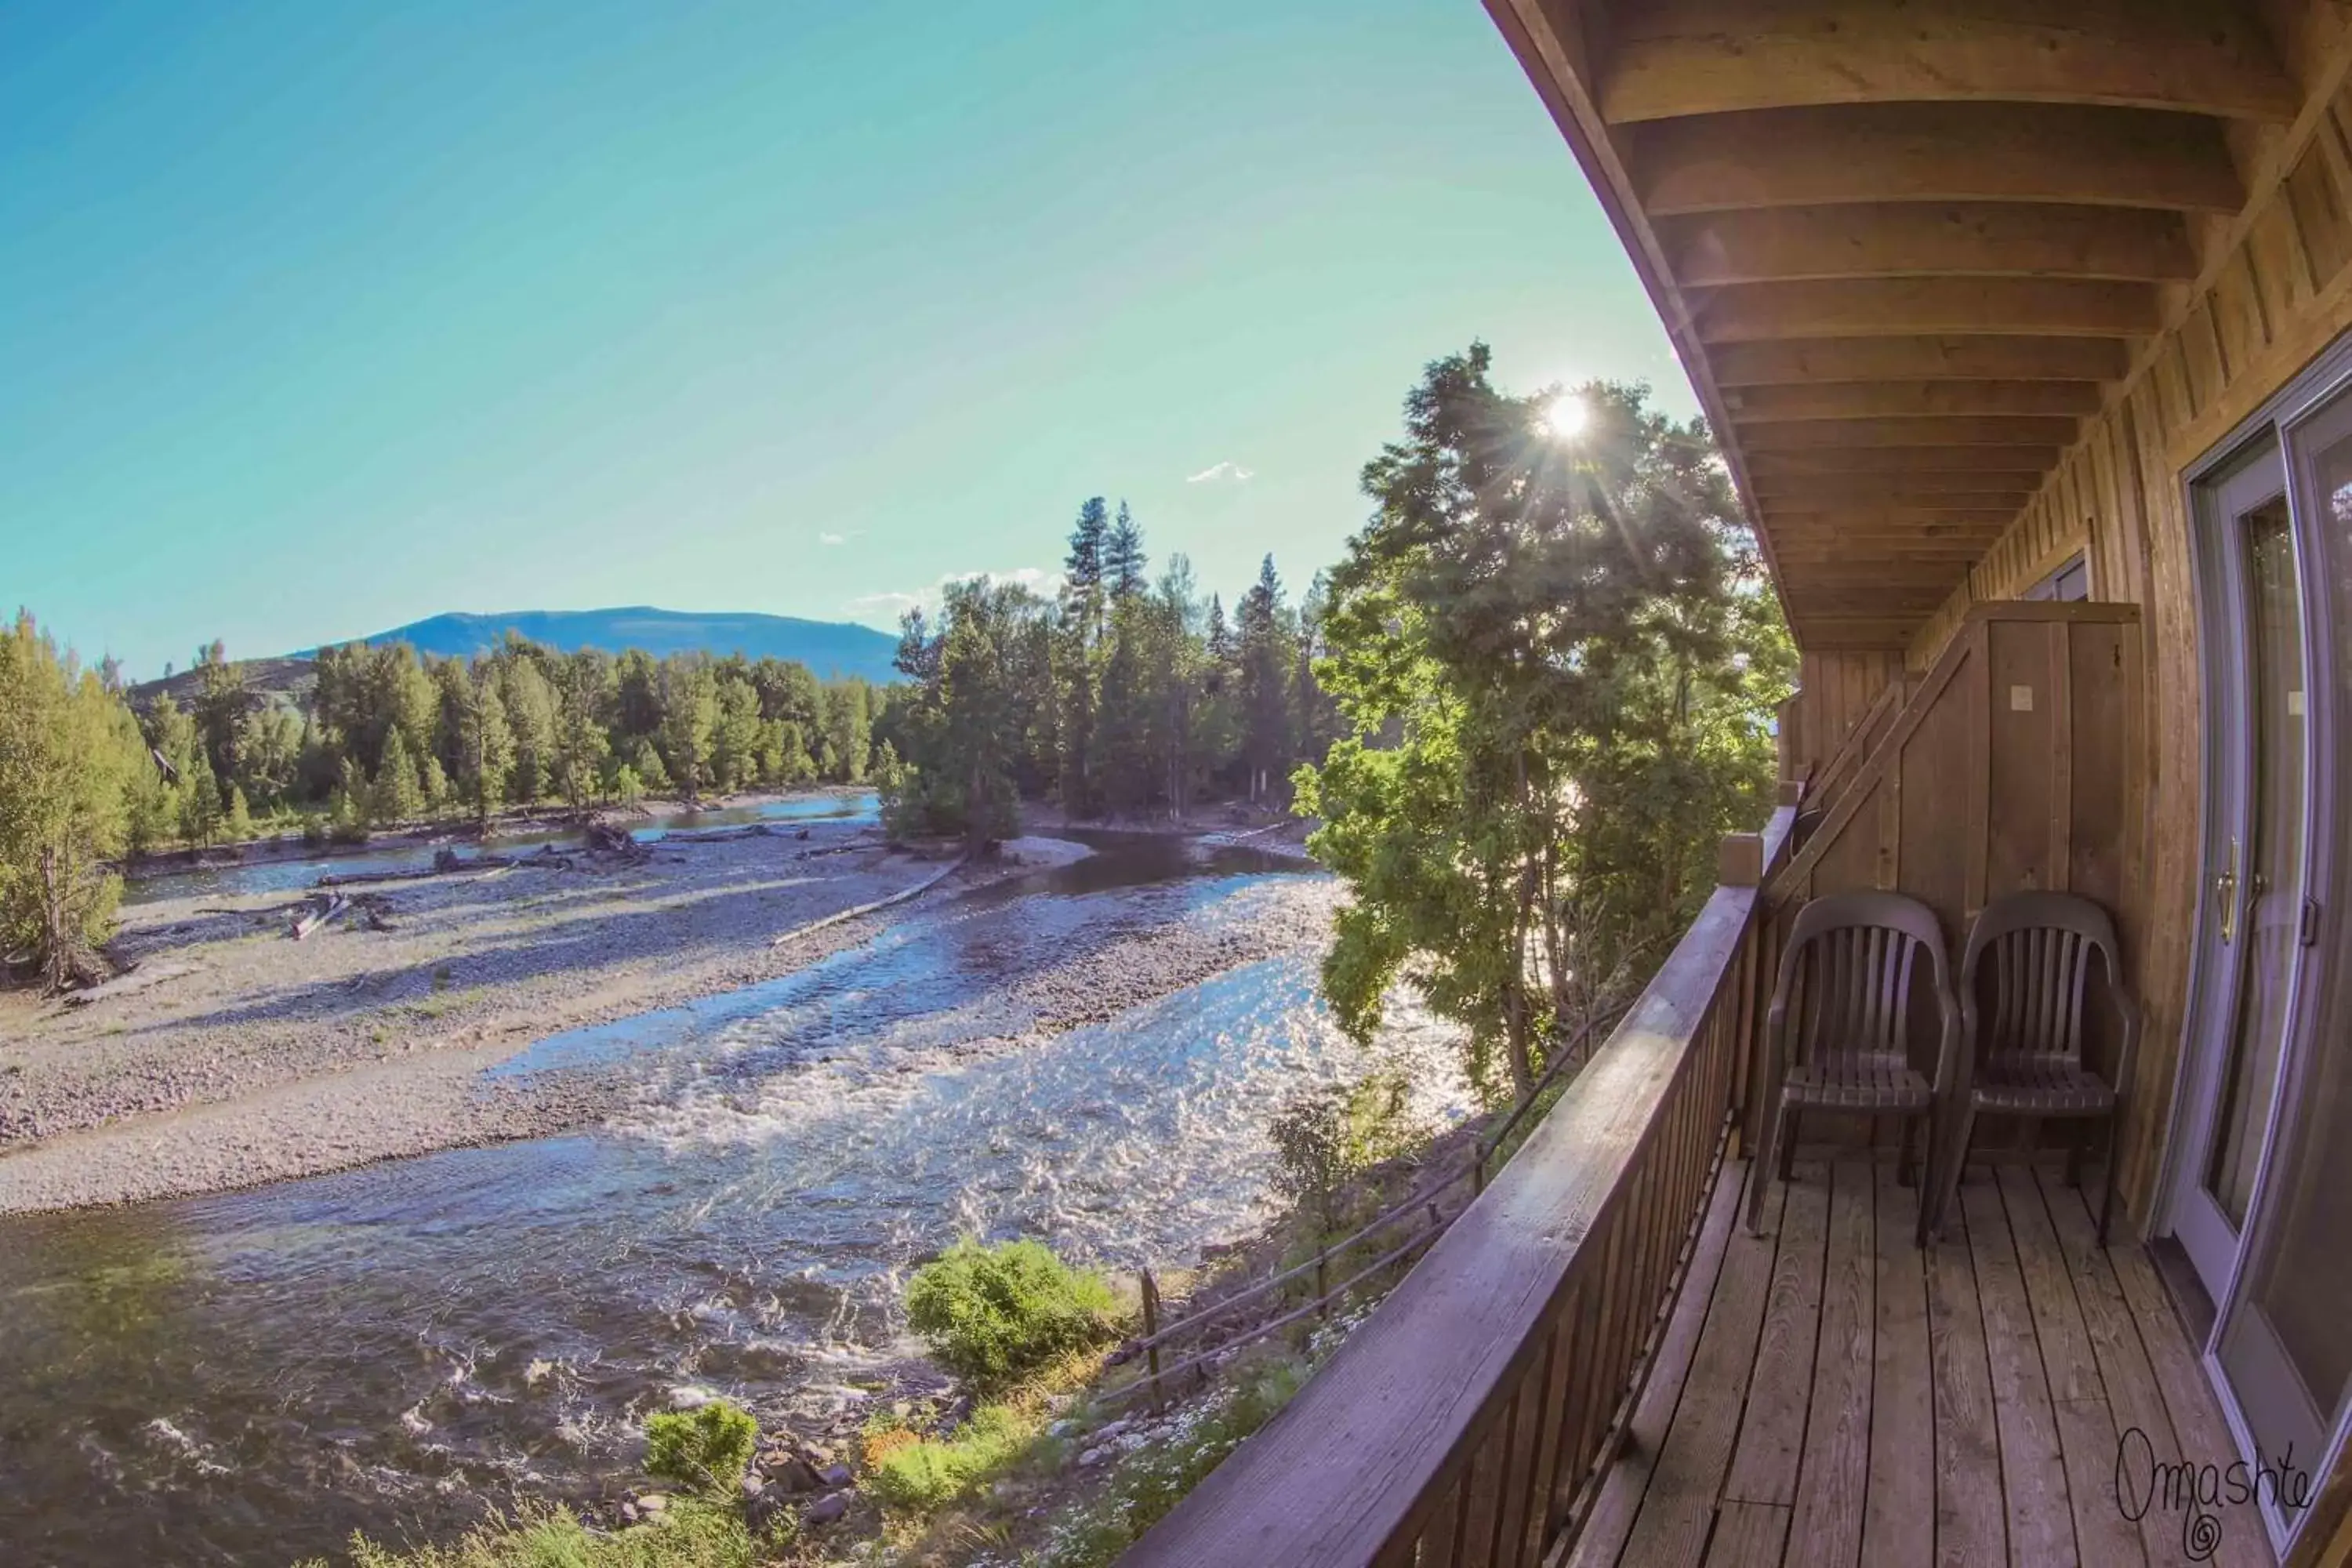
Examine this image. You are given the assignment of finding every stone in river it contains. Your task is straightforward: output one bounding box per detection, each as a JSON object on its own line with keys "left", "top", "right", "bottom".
{"left": 820, "top": 1464, "right": 853, "bottom": 1489}
{"left": 804, "top": 1493, "right": 850, "bottom": 1526}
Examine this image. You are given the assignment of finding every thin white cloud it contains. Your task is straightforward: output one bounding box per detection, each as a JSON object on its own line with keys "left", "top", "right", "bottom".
{"left": 1185, "top": 460, "right": 1255, "bottom": 484}
{"left": 818, "top": 531, "right": 848, "bottom": 546}
{"left": 846, "top": 566, "right": 1065, "bottom": 628}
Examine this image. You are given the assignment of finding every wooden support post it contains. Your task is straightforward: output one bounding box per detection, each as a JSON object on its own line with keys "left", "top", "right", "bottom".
{"left": 1314, "top": 1247, "right": 1330, "bottom": 1319}
{"left": 1777, "top": 777, "right": 1807, "bottom": 808}
{"left": 1719, "top": 832, "right": 1765, "bottom": 890}
{"left": 1140, "top": 1269, "right": 1164, "bottom": 1412}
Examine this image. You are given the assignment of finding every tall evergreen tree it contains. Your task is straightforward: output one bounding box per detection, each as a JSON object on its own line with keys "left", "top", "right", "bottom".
{"left": 1104, "top": 500, "right": 1148, "bottom": 599}
{"left": 457, "top": 669, "right": 514, "bottom": 827}
{"left": 1298, "top": 347, "right": 1789, "bottom": 1097}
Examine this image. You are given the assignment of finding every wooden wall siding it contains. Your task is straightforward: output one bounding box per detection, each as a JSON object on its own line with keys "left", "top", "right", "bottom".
{"left": 1779, "top": 650, "right": 1906, "bottom": 782}
{"left": 1894, "top": 52, "right": 2352, "bottom": 1276}
{"left": 1762, "top": 604, "right": 2158, "bottom": 1208}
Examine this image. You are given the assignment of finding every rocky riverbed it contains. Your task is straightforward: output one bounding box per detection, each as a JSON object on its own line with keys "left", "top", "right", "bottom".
{"left": 0, "top": 815, "right": 1085, "bottom": 1213}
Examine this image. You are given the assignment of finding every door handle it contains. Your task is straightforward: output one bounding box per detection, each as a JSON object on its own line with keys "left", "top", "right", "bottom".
{"left": 2216, "top": 835, "right": 2241, "bottom": 946}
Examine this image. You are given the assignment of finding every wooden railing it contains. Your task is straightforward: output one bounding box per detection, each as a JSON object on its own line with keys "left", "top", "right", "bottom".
{"left": 1123, "top": 804, "right": 1796, "bottom": 1568}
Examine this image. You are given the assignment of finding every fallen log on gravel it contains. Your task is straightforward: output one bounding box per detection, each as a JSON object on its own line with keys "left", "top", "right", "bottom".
{"left": 290, "top": 895, "right": 350, "bottom": 940}
{"left": 770, "top": 851, "right": 971, "bottom": 948}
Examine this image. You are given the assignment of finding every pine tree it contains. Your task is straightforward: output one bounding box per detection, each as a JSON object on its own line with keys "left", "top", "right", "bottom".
{"left": 1236, "top": 554, "right": 1294, "bottom": 804}
{"left": 373, "top": 728, "right": 425, "bottom": 825}
{"left": 1105, "top": 500, "right": 1148, "bottom": 599}
{"left": 552, "top": 652, "right": 611, "bottom": 815}
{"left": 1054, "top": 498, "right": 1111, "bottom": 816}
{"left": 183, "top": 763, "right": 223, "bottom": 848}
{"left": 224, "top": 785, "right": 254, "bottom": 840}
{"left": 656, "top": 658, "right": 717, "bottom": 799}
{"left": 458, "top": 670, "right": 514, "bottom": 827}
{"left": 329, "top": 754, "right": 372, "bottom": 842}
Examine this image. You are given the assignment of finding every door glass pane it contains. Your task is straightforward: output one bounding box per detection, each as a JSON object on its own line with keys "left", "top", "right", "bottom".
{"left": 2204, "top": 499, "right": 2307, "bottom": 1228}
{"left": 2220, "top": 420, "right": 2352, "bottom": 1501}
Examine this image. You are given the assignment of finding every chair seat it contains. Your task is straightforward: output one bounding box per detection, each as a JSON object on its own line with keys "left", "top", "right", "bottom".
{"left": 1783, "top": 1058, "right": 1933, "bottom": 1113}
{"left": 1968, "top": 1054, "right": 2116, "bottom": 1116}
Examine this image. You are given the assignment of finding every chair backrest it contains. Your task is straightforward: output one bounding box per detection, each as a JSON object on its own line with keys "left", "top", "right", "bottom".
{"left": 1772, "top": 891, "right": 1953, "bottom": 1073}
{"left": 1959, "top": 891, "right": 2128, "bottom": 1075}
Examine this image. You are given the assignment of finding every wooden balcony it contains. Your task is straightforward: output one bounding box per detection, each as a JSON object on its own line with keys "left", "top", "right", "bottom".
{"left": 1575, "top": 1157, "right": 2274, "bottom": 1568}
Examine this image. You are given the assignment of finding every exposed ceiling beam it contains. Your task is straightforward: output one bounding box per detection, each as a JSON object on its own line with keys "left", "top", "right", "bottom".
{"left": 1711, "top": 335, "right": 2132, "bottom": 384}
{"left": 1748, "top": 446, "right": 2061, "bottom": 475}
{"left": 1724, "top": 380, "right": 2104, "bottom": 421}
{"left": 1659, "top": 204, "right": 2198, "bottom": 285}
{"left": 1600, "top": 2, "right": 2299, "bottom": 125}
{"left": 1752, "top": 477, "right": 2044, "bottom": 508}
{"left": 1740, "top": 416, "right": 2080, "bottom": 450}
{"left": 1633, "top": 103, "right": 2245, "bottom": 216}
{"left": 1764, "top": 509, "right": 2021, "bottom": 532}
{"left": 1693, "top": 279, "right": 2161, "bottom": 341}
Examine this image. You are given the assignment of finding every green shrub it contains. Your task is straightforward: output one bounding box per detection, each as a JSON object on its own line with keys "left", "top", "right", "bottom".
{"left": 865, "top": 1403, "right": 1031, "bottom": 1512}
{"left": 905, "top": 1240, "right": 1118, "bottom": 1385}
{"left": 307, "top": 1499, "right": 756, "bottom": 1568}
{"left": 643, "top": 1399, "right": 758, "bottom": 1494}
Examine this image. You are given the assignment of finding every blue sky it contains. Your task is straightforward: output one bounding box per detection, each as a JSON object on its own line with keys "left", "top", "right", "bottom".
{"left": 2, "top": 0, "right": 1689, "bottom": 677}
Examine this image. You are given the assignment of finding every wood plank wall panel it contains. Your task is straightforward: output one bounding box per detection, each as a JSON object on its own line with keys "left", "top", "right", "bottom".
{"left": 1901, "top": 70, "right": 2352, "bottom": 1258}
{"left": 1782, "top": 651, "right": 1904, "bottom": 779}
{"left": 1773, "top": 606, "right": 2146, "bottom": 1174}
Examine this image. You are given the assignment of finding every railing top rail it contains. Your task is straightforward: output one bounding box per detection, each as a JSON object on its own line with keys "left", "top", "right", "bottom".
{"left": 1122, "top": 804, "right": 1792, "bottom": 1567}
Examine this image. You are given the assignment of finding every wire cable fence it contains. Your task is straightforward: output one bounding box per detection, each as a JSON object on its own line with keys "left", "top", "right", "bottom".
{"left": 1097, "top": 1006, "right": 1628, "bottom": 1412}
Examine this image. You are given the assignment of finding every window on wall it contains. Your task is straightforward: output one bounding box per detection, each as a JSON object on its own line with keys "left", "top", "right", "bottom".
{"left": 2023, "top": 553, "right": 2090, "bottom": 601}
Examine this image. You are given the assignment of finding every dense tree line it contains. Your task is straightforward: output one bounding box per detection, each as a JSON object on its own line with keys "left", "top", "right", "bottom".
{"left": 128, "top": 634, "right": 887, "bottom": 851}
{"left": 0, "top": 612, "right": 893, "bottom": 990}
{"left": 1298, "top": 347, "right": 1795, "bottom": 1099}
{"left": 877, "top": 503, "right": 1337, "bottom": 848}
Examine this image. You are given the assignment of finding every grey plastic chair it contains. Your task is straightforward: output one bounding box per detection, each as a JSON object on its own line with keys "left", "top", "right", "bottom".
{"left": 1745, "top": 891, "right": 1960, "bottom": 1245}
{"left": 1929, "top": 891, "right": 2140, "bottom": 1244}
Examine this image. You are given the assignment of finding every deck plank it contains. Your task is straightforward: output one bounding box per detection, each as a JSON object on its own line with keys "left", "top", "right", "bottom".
{"left": 1725, "top": 1161, "right": 1831, "bottom": 1505}
{"left": 2032, "top": 1166, "right": 2198, "bottom": 1568}
{"left": 1569, "top": 1161, "right": 1749, "bottom": 1568}
{"left": 1789, "top": 1160, "right": 1875, "bottom": 1568}
{"left": 1592, "top": 1160, "right": 2270, "bottom": 1568}
{"left": 1704, "top": 1500, "right": 1791, "bottom": 1567}
{"left": 1864, "top": 1160, "right": 1935, "bottom": 1568}
{"left": 1929, "top": 1175, "right": 2008, "bottom": 1568}
{"left": 1619, "top": 1178, "right": 1788, "bottom": 1567}
{"left": 1961, "top": 1176, "right": 2076, "bottom": 1566}
{"left": 1998, "top": 1166, "right": 2143, "bottom": 1568}
{"left": 2094, "top": 1189, "right": 2278, "bottom": 1568}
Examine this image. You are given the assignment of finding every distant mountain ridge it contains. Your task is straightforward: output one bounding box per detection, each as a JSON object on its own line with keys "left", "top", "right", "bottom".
{"left": 318, "top": 607, "right": 902, "bottom": 683}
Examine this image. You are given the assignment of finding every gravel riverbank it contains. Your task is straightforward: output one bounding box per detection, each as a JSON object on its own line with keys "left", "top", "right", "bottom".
{"left": 0, "top": 818, "right": 1083, "bottom": 1213}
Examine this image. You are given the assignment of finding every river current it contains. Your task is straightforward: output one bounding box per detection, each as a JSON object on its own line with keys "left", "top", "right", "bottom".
{"left": 0, "top": 833, "right": 1467, "bottom": 1566}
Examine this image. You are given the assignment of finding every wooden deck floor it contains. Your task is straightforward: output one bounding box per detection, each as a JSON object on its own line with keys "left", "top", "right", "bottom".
{"left": 1570, "top": 1157, "right": 2278, "bottom": 1568}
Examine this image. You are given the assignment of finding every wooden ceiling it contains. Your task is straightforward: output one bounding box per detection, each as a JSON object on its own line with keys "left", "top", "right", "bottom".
{"left": 1485, "top": 0, "right": 2346, "bottom": 651}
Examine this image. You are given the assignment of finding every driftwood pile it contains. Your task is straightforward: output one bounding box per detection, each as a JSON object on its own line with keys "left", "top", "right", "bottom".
{"left": 289, "top": 894, "right": 350, "bottom": 940}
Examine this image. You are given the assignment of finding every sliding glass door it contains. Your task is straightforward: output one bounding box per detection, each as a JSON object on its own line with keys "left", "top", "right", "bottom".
{"left": 2173, "top": 372, "right": 2352, "bottom": 1551}
{"left": 2201, "top": 389, "right": 2352, "bottom": 1537}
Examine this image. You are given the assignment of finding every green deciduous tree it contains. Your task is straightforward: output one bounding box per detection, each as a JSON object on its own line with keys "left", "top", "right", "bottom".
{"left": 0, "top": 612, "right": 143, "bottom": 990}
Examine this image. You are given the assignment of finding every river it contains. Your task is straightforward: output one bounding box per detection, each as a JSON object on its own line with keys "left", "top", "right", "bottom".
{"left": 0, "top": 834, "right": 1467, "bottom": 1566}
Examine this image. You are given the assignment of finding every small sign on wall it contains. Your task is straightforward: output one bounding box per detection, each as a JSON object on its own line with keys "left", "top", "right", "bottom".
{"left": 2009, "top": 684, "right": 2035, "bottom": 713}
